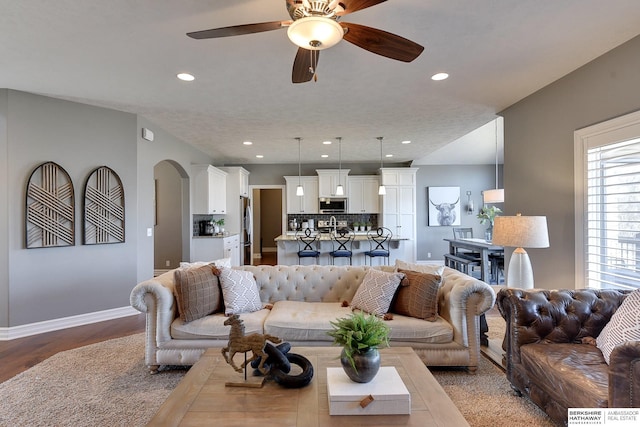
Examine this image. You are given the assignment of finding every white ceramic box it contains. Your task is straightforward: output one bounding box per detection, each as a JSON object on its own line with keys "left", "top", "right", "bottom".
{"left": 327, "top": 367, "right": 411, "bottom": 416}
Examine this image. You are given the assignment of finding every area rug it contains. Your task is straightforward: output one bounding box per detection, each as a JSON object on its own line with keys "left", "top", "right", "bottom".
{"left": 0, "top": 333, "right": 555, "bottom": 427}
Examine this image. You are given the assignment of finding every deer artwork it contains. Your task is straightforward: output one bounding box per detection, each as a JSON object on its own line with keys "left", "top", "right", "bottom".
{"left": 430, "top": 197, "right": 460, "bottom": 226}
{"left": 222, "top": 314, "right": 282, "bottom": 375}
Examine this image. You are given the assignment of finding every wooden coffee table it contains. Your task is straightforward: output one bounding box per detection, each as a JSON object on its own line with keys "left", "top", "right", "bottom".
{"left": 147, "top": 346, "right": 469, "bottom": 427}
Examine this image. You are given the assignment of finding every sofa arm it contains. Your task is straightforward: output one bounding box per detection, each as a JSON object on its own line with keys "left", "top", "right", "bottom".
{"left": 609, "top": 341, "right": 640, "bottom": 408}
{"left": 130, "top": 270, "right": 177, "bottom": 347}
{"left": 439, "top": 268, "right": 496, "bottom": 348}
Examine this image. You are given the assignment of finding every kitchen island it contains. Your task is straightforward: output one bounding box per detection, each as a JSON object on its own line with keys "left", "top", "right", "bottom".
{"left": 274, "top": 232, "right": 411, "bottom": 266}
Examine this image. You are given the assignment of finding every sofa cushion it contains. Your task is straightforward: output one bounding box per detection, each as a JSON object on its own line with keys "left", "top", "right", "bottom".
{"left": 392, "top": 269, "right": 442, "bottom": 321}
{"left": 596, "top": 289, "right": 640, "bottom": 364}
{"left": 171, "top": 309, "right": 271, "bottom": 339}
{"left": 520, "top": 343, "right": 609, "bottom": 409}
{"left": 173, "top": 264, "right": 222, "bottom": 323}
{"left": 263, "top": 300, "right": 453, "bottom": 344}
{"left": 264, "top": 301, "right": 353, "bottom": 341}
{"left": 350, "top": 269, "right": 404, "bottom": 315}
{"left": 217, "top": 267, "right": 263, "bottom": 315}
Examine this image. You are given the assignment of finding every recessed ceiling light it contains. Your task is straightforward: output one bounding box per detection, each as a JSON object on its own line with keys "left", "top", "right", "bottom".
{"left": 243, "top": 141, "right": 253, "bottom": 145}
{"left": 385, "top": 154, "right": 393, "bottom": 158}
{"left": 177, "top": 73, "right": 195, "bottom": 81}
{"left": 401, "top": 140, "right": 411, "bottom": 144}
{"left": 323, "top": 141, "right": 332, "bottom": 145}
{"left": 431, "top": 72, "right": 449, "bottom": 81}
{"left": 321, "top": 154, "right": 329, "bottom": 158}
{"left": 256, "top": 154, "right": 264, "bottom": 158}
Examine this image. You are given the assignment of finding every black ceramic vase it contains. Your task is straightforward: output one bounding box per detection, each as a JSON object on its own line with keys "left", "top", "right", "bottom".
{"left": 340, "top": 347, "right": 380, "bottom": 383}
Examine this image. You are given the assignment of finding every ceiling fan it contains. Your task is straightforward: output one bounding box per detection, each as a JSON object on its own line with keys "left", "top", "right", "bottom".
{"left": 187, "top": 0, "right": 424, "bottom": 83}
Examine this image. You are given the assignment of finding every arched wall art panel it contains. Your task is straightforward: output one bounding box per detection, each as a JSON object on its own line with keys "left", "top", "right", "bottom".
{"left": 83, "top": 166, "right": 125, "bottom": 245}
{"left": 25, "top": 161, "right": 75, "bottom": 248}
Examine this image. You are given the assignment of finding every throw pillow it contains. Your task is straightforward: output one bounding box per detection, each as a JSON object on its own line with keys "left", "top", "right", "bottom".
{"left": 395, "top": 259, "right": 445, "bottom": 277}
{"left": 596, "top": 289, "right": 640, "bottom": 364}
{"left": 392, "top": 269, "right": 442, "bottom": 321}
{"left": 217, "top": 267, "right": 263, "bottom": 315}
{"left": 173, "top": 264, "right": 222, "bottom": 323}
{"left": 350, "top": 269, "right": 404, "bottom": 316}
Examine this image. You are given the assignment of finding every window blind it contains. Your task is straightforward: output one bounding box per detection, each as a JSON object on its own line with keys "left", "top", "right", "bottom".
{"left": 586, "top": 137, "right": 640, "bottom": 290}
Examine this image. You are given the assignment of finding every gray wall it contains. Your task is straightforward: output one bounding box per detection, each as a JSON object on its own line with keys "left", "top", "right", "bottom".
{"left": 415, "top": 165, "right": 500, "bottom": 261}
{"left": 500, "top": 34, "right": 640, "bottom": 290}
{"left": 0, "top": 91, "right": 9, "bottom": 327}
{"left": 2, "top": 90, "right": 138, "bottom": 326}
{"left": 0, "top": 90, "right": 214, "bottom": 328}
{"left": 136, "top": 117, "right": 214, "bottom": 283}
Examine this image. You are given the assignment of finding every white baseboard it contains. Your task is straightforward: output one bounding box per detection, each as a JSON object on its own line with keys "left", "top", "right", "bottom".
{"left": 262, "top": 247, "right": 277, "bottom": 253}
{"left": 0, "top": 306, "right": 140, "bottom": 341}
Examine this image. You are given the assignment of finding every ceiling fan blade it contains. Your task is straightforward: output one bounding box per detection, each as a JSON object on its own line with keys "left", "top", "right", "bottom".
{"left": 337, "top": 0, "right": 388, "bottom": 16}
{"left": 341, "top": 22, "right": 424, "bottom": 62}
{"left": 187, "top": 21, "right": 291, "bottom": 39}
{"left": 292, "top": 48, "right": 320, "bottom": 83}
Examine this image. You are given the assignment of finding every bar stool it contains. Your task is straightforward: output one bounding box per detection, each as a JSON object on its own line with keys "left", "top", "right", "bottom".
{"left": 296, "top": 229, "right": 320, "bottom": 264}
{"left": 329, "top": 228, "right": 355, "bottom": 265}
{"left": 364, "top": 227, "right": 392, "bottom": 265}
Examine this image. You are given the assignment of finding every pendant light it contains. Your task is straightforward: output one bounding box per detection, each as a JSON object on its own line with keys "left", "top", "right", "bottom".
{"left": 483, "top": 118, "right": 504, "bottom": 204}
{"left": 296, "top": 137, "right": 304, "bottom": 196}
{"left": 335, "top": 136, "right": 344, "bottom": 196}
{"left": 377, "top": 137, "right": 386, "bottom": 195}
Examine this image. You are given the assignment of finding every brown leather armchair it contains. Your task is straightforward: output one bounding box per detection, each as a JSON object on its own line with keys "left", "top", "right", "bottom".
{"left": 497, "top": 288, "right": 640, "bottom": 426}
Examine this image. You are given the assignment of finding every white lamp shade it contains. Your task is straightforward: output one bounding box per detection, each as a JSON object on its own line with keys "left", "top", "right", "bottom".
{"left": 378, "top": 185, "right": 386, "bottom": 195}
{"left": 335, "top": 184, "right": 344, "bottom": 196}
{"left": 296, "top": 185, "right": 304, "bottom": 196}
{"left": 287, "top": 17, "right": 344, "bottom": 50}
{"left": 483, "top": 188, "right": 504, "bottom": 204}
{"left": 492, "top": 215, "right": 549, "bottom": 248}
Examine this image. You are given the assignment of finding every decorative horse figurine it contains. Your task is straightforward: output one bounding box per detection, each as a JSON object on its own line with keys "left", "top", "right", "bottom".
{"left": 222, "top": 314, "right": 282, "bottom": 374}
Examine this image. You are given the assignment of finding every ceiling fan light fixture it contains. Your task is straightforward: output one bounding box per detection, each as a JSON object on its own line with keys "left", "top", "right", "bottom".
{"left": 287, "top": 16, "right": 344, "bottom": 50}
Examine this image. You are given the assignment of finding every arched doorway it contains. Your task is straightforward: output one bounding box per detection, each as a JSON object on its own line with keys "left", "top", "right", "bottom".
{"left": 154, "top": 160, "right": 190, "bottom": 270}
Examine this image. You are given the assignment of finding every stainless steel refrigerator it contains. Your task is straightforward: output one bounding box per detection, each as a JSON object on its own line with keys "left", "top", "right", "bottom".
{"left": 241, "top": 196, "right": 252, "bottom": 265}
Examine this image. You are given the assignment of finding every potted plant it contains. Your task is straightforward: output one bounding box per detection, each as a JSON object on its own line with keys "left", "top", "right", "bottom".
{"left": 352, "top": 221, "right": 361, "bottom": 232}
{"left": 327, "top": 311, "right": 390, "bottom": 383}
{"left": 366, "top": 221, "right": 373, "bottom": 231}
{"left": 477, "top": 205, "right": 502, "bottom": 241}
{"left": 213, "top": 218, "right": 225, "bottom": 234}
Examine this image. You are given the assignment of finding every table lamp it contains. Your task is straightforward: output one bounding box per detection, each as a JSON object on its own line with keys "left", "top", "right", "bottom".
{"left": 491, "top": 213, "right": 549, "bottom": 289}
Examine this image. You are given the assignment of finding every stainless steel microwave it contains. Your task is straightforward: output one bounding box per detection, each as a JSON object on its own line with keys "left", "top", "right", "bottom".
{"left": 319, "top": 198, "right": 347, "bottom": 213}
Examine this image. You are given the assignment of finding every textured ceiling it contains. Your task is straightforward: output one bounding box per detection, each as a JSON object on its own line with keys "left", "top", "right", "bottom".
{"left": 1, "top": 0, "right": 639, "bottom": 165}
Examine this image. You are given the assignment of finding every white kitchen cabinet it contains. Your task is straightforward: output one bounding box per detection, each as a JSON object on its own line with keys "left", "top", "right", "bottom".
{"left": 348, "top": 176, "right": 380, "bottom": 213}
{"left": 316, "top": 169, "right": 349, "bottom": 198}
{"left": 221, "top": 166, "right": 250, "bottom": 198}
{"left": 381, "top": 168, "right": 418, "bottom": 261}
{"left": 224, "top": 234, "right": 240, "bottom": 266}
{"left": 192, "top": 165, "right": 227, "bottom": 214}
{"left": 284, "top": 176, "right": 319, "bottom": 214}
{"left": 192, "top": 234, "right": 240, "bottom": 266}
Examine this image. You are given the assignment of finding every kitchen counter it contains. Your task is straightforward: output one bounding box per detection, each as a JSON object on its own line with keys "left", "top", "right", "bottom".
{"left": 274, "top": 232, "right": 408, "bottom": 241}
{"left": 274, "top": 232, "right": 411, "bottom": 266}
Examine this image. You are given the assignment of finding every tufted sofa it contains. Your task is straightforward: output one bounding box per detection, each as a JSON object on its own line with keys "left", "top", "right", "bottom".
{"left": 497, "top": 288, "right": 640, "bottom": 426}
{"left": 130, "top": 263, "right": 495, "bottom": 373}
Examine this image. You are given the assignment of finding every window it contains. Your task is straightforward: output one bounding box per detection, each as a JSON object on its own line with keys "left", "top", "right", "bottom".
{"left": 575, "top": 110, "right": 640, "bottom": 290}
